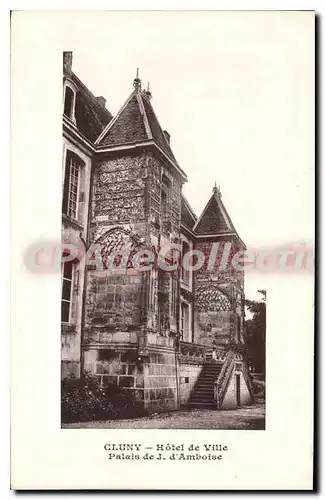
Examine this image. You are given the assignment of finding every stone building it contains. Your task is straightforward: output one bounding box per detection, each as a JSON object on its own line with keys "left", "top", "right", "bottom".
{"left": 62, "top": 52, "right": 254, "bottom": 413}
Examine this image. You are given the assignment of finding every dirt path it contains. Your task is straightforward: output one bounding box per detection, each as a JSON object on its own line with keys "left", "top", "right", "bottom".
{"left": 62, "top": 403, "right": 265, "bottom": 429}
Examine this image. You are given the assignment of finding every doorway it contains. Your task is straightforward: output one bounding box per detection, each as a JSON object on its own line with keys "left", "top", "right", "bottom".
{"left": 236, "top": 374, "right": 241, "bottom": 407}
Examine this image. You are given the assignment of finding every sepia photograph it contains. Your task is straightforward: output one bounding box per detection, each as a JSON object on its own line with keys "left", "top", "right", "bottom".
{"left": 60, "top": 45, "right": 269, "bottom": 430}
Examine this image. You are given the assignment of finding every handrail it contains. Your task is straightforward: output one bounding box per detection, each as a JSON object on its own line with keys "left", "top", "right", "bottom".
{"left": 214, "top": 350, "right": 235, "bottom": 408}
{"left": 241, "top": 360, "right": 255, "bottom": 401}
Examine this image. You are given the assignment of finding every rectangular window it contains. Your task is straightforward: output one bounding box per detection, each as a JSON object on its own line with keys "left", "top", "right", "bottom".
{"left": 237, "top": 315, "right": 241, "bottom": 342}
{"left": 181, "top": 241, "right": 190, "bottom": 285}
{"left": 67, "top": 158, "right": 79, "bottom": 219}
{"left": 61, "top": 261, "right": 73, "bottom": 323}
{"left": 161, "top": 175, "right": 171, "bottom": 231}
{"left": 161, "top": 189, "right": 168, "bottom": 221}
{"left": 180, "top": 302, "right": 190, "bottom": 341}
{"left": 62, "top": 152, "right": 83, "bottom": 220}
{"left": 157, "top": 269, "right": 168, "bottom": 334}
{"left": 236, "top": 374, "right": 241, "bottom": 406}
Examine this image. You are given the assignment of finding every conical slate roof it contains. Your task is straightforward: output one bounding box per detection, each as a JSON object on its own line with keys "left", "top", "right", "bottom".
{"left": 96, "top": 86, "right": 177, "bottom": 165}
{"left": 193, "top": 186, "right": 238, "bottom": 236}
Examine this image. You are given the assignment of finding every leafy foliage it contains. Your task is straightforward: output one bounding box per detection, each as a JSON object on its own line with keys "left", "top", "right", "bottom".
{"left": 251, "top": 374, "right": 266, "bottom": 401}
{"left": 61, "top": 372, "right": 145, "bottom": 423}
{"left": 245, "top": 289, "right": 266, "bottom": 374}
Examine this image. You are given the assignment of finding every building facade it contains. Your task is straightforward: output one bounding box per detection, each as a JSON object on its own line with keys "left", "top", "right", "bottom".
{"left": 61, "top": 52, "right": 254, "bottom": 413}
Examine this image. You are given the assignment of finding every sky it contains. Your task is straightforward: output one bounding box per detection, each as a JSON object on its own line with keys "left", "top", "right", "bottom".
{"left": 71, "top": 11, "right": 314, "bottom": 301}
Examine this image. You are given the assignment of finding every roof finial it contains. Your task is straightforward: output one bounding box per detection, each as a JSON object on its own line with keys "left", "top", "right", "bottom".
{"left": 133, "top": 68, "right": 141, "bottom": 93}
{"left": 213, "top": 181, "right": 222, "bottom": 198}
{"left": 143, "top": 81, "right": 152, "bottom": 100}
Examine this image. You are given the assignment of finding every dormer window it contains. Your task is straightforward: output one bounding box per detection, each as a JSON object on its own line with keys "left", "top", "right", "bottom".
{"left": 63, "top": 80, "right": 77, "bottom": 122}
{"left": 64, "top": 87, "right": 74, "bottom": 117}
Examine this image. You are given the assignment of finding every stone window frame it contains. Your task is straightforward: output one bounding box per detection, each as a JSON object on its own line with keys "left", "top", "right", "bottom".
{"left": 61, "top": 259, "right": 75, "bottom": 324}
{"left": 157, "top": 267, "right": 169, "bottom": 335}
{"left": 180, "top": 234, "right": 193, "bottom": 292}
{"left": 62, "top": 150, "right": 85, "bottom": 224}
{"left": 160, "top": 174, "right": 172, "bottom": 233}
{"left": 180, "top": 299, "right": 191, "bottom": 343}
{"left": 63, "top": 78, "right": 78, "bottom": 123}
{"left": 67, "top": 155, "right": 80, "bottom": 220}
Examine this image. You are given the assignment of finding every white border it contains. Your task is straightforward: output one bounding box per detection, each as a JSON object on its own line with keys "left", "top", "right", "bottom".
{"left": 5, "top": 4, "right": 321, "bottom": 497}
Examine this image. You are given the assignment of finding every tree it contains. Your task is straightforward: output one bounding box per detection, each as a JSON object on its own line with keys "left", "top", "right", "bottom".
{"left": 245, "top": 289, "right": 266, "bottom": 374}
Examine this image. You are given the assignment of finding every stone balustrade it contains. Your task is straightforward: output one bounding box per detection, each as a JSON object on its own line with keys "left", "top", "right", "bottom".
{"left": 178, "top": 341, "right": 227, "bottom": 365}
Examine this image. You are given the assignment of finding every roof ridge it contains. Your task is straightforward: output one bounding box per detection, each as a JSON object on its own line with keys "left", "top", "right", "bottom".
{"left": 214, "top": 194, "right": 236, "bottom": 232}
{"left": 140, "top": 95, "right": 178, "bottom": 165}
{"left": 136, "top": 92, "right": 152, "bottom": 140}
{"left": 140, "top": 92, "right": 174, "bottom": 155}
{"left": 95, "top": 90, "right": 137, "bottom": 145}
{"left": 94, "top": 85, "right": 182, "bottom": 173}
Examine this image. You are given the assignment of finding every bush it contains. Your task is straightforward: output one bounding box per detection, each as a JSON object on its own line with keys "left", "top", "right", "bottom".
{"left": 61, "top": 373, "right": 144, "bottom": 423}
{"left": 251, "top": 377, "right": 265, "bottom": 401}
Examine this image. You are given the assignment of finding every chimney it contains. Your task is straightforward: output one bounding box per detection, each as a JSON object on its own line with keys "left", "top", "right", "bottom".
{"left": 63, "top": 51, "right": 73, "bottom": 76}
{"left": 96, "top": 96, "right": 106, "bottom": 108}
{"left": 163, "top": 130, "right": 171, "bottom": 144}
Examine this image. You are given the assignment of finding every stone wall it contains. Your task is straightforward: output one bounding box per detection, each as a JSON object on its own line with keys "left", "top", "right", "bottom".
{"left": 86, "top": 151, "right": 184, "bottom": 342}
{"left": 84, "top": 347, "right": 143, "bottom": 387}
{"left": 85, "top": 151, "right": 149, "bottom": 341}
{"left": 147, "top": 155, "right": 182, "bottom": 239}
{"left": 179, "top": 363, "right": 203, "bottom": 406}
{"left": 144, "top": 349, "right": 178, "bottom": 412}
{"left": 146, "top": 155, "right": 183, "bottom": 337}
{"left": 193, "top": 239, "right": 245, "bottom": 346}
{"left": 84, "top": 269, "right": 143, "bottom": 335}
{"left": 194, "top": 309, "right": 232, "bottom": 346}
{"left": 92, "top": 153, "right": 146, "bottom": 228}
{"left": 80, "top": 150, "right": 183, "bottom": 413}
{"left": 83, "top": 346, "right": 178, "bottom": 413}
{"left": 221, "top": 367, "right": 252, "bottom": 409}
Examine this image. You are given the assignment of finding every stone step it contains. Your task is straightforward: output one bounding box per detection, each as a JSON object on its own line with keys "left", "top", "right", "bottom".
{"left": 190, "top": 396, "right": 214, "bottom": 403}
{"left": 200, "top": 368, "right": 222, "bottom": 373}
{"left": 195, "top": 379, "right": 217, "bottom": 383}
{"left": 190, "top": 394, "right": 214, "bottom": 399}
{"left": 189, "top": 403, "right": 216, "bottom": 408}
{"left": 198, "top": 372, "right": 220, "bottom": 376}
{"left": 190, "top": 394, "right": 214, "bottom": 401}
{"left": 192, "top": 386, "right": 215, "bottom": 391}
{"left": 188, "top": 363, "right": 223, "bottom": 408}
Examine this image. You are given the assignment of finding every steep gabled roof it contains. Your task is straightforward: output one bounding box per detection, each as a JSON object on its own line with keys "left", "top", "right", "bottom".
{"left": 96, "top": 88, "right": 178, "bottom": 165}
{"left": 181, "top": 195, "right": 197, "bottom": 230}
{"left": 193, "top": 187, "right": 237, "bottom": 236}
{"left": 71, "top": 72, "right": 113, "bottom": 143}
{"left": 141, "top": 97, "right": 177, "bottom": 162}
{"left": 96, "top": 93, "right": 148, "bottom": 147}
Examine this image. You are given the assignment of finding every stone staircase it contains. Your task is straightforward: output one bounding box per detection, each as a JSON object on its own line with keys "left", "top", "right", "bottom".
{"left": 189, "top": 362, "right": 223, "bottom": 408}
